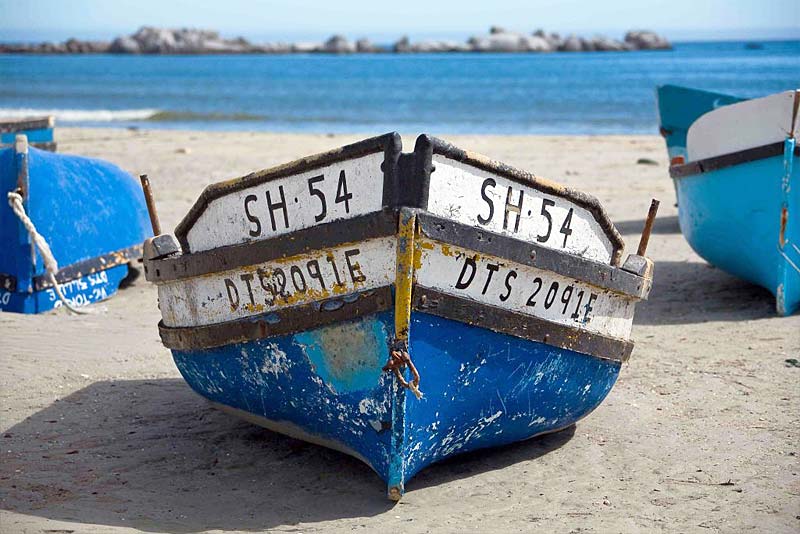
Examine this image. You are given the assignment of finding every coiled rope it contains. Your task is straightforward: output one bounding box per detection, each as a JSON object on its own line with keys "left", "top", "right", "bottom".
{"left": 7, "top": 191, "right": 88, "bottom": 314}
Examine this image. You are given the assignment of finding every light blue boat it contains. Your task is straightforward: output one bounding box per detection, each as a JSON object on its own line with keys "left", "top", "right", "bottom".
{"left": 1, "top": 116, "right": 57, "bottom": 152}
{"left": 0, "top": 134, "right": 152, "bottom": 313}
{"left": 657, "top": 85, "right": 799, "bottom": 315}
{"left": 143, "top": 134, "right": 655, "bottom": 498}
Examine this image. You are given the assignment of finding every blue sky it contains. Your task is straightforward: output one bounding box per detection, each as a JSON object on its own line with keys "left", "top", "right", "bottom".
{"left": 1, "top": 0, "right": 798, "bottom": 42}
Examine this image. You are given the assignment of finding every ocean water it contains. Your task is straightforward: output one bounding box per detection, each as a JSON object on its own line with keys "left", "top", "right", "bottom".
{"left": 0, "top": 40, "right": 798, "bottom": 134}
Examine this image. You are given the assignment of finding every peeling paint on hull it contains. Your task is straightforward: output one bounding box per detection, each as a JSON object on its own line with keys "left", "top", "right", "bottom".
{"left": 171, "top": 310, "right": 620, "bottom": 495}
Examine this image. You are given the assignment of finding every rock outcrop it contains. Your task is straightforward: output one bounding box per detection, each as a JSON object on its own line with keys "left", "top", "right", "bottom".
{"left": 624, "top": 30, "right": 672, "bottom": 50}
{"left": 0, "top": 26, "right": 672, "bottom": 55}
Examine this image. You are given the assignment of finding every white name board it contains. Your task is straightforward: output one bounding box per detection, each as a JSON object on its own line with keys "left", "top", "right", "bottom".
{"left": 426, "top": 155, "right": 614, "bottom": 264}
{"left": 415, "top": 238, "right": 634, "bottom": 340}
{"left": 159, "top": 236, "right": 396, "bottom": 328}
{"left": 186, "top": 152, "right": 386, "bottom": 252}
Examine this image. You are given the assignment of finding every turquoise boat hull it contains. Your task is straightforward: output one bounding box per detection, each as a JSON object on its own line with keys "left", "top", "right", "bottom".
{"left": 657, "top": 86, "right": 800, "bottom": 315}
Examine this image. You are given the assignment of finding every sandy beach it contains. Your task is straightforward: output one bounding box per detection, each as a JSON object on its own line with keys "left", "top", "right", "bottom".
{"left": 1, "top": 127, "right": 798, "bottom": 533}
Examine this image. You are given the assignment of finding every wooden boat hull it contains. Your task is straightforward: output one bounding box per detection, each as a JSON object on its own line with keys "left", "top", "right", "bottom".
{"left": 0, "top": 136, "right": 151, "bottom": 313}
{"left": 657, "top": 86, "right": 799, "bottom": 315}
{"left": 144, "top": 133, "right": 653, "bottom": 498}
{"left": 171, "top": 309, "right": 620, "bottom": 493}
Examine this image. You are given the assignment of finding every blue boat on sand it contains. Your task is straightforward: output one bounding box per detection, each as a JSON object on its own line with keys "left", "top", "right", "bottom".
{"left": 143, "top": 133, "right": 656, "bottom": 499}
{"left": 657, "top": 85, "right": 799, "bottom": 315}
{"left": 0, "top": 133, "right": 151, "bottom": 314}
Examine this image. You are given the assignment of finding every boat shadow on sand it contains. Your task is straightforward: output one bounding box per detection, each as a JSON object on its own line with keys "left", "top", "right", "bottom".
{"left": 616, "top": 215, "right": 776, "bottom": 323}
{"left": 0, "top": 378, "right": 574, "bottom": 532}
{"left": 635, "top": 259, "right": 776, "bottom": 324}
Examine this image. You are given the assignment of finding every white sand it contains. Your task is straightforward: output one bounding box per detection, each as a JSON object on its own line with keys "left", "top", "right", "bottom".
{"left": 1, "top": 128, "right": 798, "bottom": 533}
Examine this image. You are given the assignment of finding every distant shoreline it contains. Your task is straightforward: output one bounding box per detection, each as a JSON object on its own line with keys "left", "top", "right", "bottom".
{"left": 0, "top": 26, "right": 672, "bottom": 55}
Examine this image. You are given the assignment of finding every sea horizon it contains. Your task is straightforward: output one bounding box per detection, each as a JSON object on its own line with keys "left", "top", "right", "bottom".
{"left": 2, "top": 39, "right": 799, "bottom": 135}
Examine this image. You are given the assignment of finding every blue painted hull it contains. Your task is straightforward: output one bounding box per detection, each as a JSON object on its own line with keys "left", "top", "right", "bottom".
{"left": 0, "top": 263, "right": 130, "bottom": 314}
{"left": 674, "top": 149, "right": 800, "bottom": 315}
{"left": 0, "top": 140, "right": 151, "bottom": 314}
{"left": 172, "top": 311, "right": 620, "bottom": 493}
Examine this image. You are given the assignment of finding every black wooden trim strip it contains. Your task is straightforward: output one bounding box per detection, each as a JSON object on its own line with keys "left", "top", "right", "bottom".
{"left": 669, "top": 142, "right": 790, "bottom": 178}
{"left": 33, "top": 244, "right": 143, "bottom": 291}
{"left": 159, "top": 286, "right": 393, "bottom": 351}
{"left": 174, "top": 132, "right": 402, "bottom": 251}
{"left": 416, "top": 213, "right": 647, "bottom": 299}
{"left": 145, "top": 209, "right": 397, "bottom": 283}
{"left": 413, "top": 288, "right": 632, "bottom": 363}
{"left": 419, "top": 135, "right": 626, "bottom": 266}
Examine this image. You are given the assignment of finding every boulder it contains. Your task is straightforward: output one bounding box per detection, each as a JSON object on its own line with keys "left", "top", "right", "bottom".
{"left": 520, "top": 35, "right": 552, "bottom": 52}
{"left": 109, "top": 36, "right": 141, "bottom": 53}
{"left": 291, "top": 42, "right": 321, "bottom": 53}
{"left": 356, "top": 38, "right": 379, "bottom": 53}
{"left": 321, "top": 34, "right": 355, "bottom": 53}
{"left": 559, "top": 35, "right": 583, "bottom": 52}
{"left": 624, "top": 30, "right": 671, "bottom": 50}
{"left": 394, "top": 36, "right": 411, "bottom": 53}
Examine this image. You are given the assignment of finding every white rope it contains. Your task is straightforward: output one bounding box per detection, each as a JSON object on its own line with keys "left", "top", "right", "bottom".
{"left": 7, "top": 191, "right": 89, "bottom": 314}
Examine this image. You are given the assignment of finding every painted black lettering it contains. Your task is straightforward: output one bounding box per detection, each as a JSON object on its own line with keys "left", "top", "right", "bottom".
{"left": 455, "top": 257, "right": 477, "bottom": 289}
{"left": 273, "top": 268, "right": 287, "bottom": 299}
{"left": 244, "top": 194, "right": 261, "bottom": 237}
{"left": 240, "top": 273, "right": 256, "bottom": 306}
{"left": 290, "top": 266, "right": 307, "bottom": 292}
{"left": 307, "top": 175, "right": 326, "bottom": 222}
{"left": 571, "top": 289, "right": 585, "bottom": 319}
{"left": 584, "top": 293, "right": 597, "bottom": 322}
{"left": 326, "top": 255, "right": 343, "bottom": 286}
{"left": 266, "top": 185, "right": 289, "bottom": 231}
{"left": 537, "top": 199, "right": 555, "bottom": 242}
{"left": 500, "top": 270, "right": 517, "bottom": 302}
{"left": 335, "top": 170, "right": 352, "bottom": 213}
{"left": 224, "top": 278, "right": 239, "bottom": 310}
{"left": 544, "top": 281, "right": 559, "bottom": 309}
{"left": 482, "top": 263, "right": 499, "bottom": 295}
{"left": 257, "top": 268, "right": 275, "bottom": 305}
{"left": 561, "top": 285, "right": 574, "bottom": 314}
{"left": 526, "top": 277, "right": 543, "bottom": 307}
{"left": 477, "top": 178, "right": 496, "bottom": 225}
{"left": 344, "top": 248, "right": 366, "bottom": 283}
{"left": 560, "top": 208, "right": 574, "bottom": 247}
{"left": 503, "top": 187, "right": 524, "bottom": 232}
{"left": 306, "top": 260, "right": 325, "bottom": 290}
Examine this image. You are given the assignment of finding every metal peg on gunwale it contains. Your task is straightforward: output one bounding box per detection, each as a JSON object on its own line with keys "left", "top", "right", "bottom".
{"left": 139, "top": 174, "right": 162, "bottom": 236}
{"left": 637, "top": 199, "right": 660, "bottom": 256}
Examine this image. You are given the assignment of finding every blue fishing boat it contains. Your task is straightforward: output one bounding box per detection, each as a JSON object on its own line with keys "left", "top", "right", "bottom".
{"left": 0, "top": 134, "right": 152, "bottom": 313}
{"left": 657, "top": 85, "right": 799, "bottom": 315}
{"left": 143, "top": 133, "right": 656, "bottom": 499}
{"left": 1, "top": 116, "right": 57, "bottom": 152}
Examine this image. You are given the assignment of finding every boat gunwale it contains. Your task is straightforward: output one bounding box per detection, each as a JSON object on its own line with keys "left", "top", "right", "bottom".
{"left": 0, "top": 243, "right": 142, "bottom": 293}
{"left": 170, "top": 133, "right": 627, "bottom": 267}
{"left": 172, "top": 132, "right": 403, "bottom": 252}
{"left": 418, "top": 135, "right": 626, "bottom": 265}
{"left": 669, "top": 141, "right": 800, "bottom": 179}
{"left": 148, "top": 210, "right": 646, "bottom": 298}
{"left": 158, "top": 283, "right": 632, "bottom": 361}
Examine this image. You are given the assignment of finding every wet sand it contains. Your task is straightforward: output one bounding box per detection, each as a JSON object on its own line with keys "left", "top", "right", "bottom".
{"left": 1, "top": 128, "right": 798, "bottom": 533}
